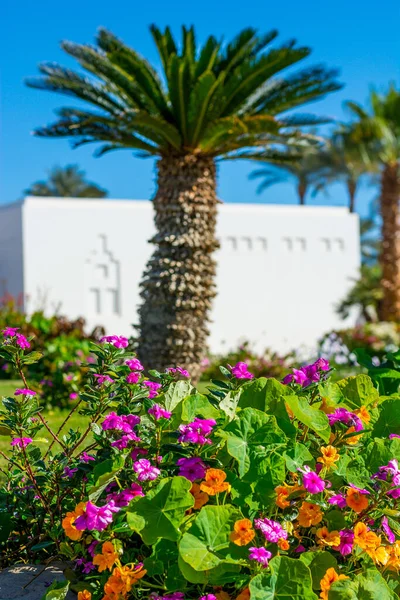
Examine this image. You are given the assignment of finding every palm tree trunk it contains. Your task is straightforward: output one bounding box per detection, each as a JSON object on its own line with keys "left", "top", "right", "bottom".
{"left": 347, "top": 180, "right": 356, "bottom": 213}
{"left": 137, "top": 154, "right": 218, "bottom": 380}
{"left": 380, "top": 162, "right": 400, "bottom": 321}
{"left": 297, "top": 181, "right": 306, "bottom": 205}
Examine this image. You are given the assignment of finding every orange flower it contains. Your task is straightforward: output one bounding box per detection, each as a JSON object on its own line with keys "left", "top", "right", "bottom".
{"left": 236, "top": 588, "right": 250, "bottom": 600}
{"left": 190, "top": 483, "right": 209, "bottom": 509}
{"left": 78, "top": 592, "right": 92, "bottom": 600}
{"left": 297, "top": 501, "right": 323, "bottom": 527}
{"left": 62, "top": 502, "right": 86, "bottom": 541}
{"left": 200, "top": 469, "right": 231, "bottom": 495}
{"left": 345, "top": 426, "right": 361, "bottom": 445}
{"left": 316, "top": 527, "right": 340, "bottom": 547}
{"left": 275, "top": 483, "right": 304, "bottom": 509}
{"left": 320, "top": 397, "right": 336, "bottom": 414}
{"left": 346, "top": 487, "right": 369, "bottom": 513}
{"left": 104, "top": 564, "right": 146, "bottom": 597}
{"left": 93, "top": 541, "right": 119, "bottom": 572}
{"left": 278, "top": 538, "right": 290, "bottom": 550}
{"left": 230, "top": 519, "right": 255, "bottom": 546}
{"left": 317, "top": 445, "right": 340, "bottom": 469}
{"left": 355, "top": 405, "right": 371, "bottom": 425}
{"left": 320, "top": 568, "right": 349, "bottom": 600}
{"left": 387, "top": 540, "right": 400, "bottom": 571}
{"left": 367, "top": 545, "right": 389, "bottom": 565}
{"left": 353, "top": 522, "right": 381, "bottom": 550}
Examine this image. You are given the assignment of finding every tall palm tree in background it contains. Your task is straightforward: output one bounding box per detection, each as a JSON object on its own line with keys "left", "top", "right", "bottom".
{"left": 25, "top": 164, "right": 108, "bottom": 198}
{"left": 26, "top": 26, "right": 340, "bottom": 377}
{"left": 345, "top": 85, "right": 400, "bottom": 321}
{"left": 312, "top": 129, "right": 371, "bottom": 213}
{"left": 249, "top": 150, "right": 325, "bottom": 204}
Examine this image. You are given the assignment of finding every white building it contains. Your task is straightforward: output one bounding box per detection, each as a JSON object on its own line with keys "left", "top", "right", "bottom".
{"left": 0, "top": 197, "right": 360, "bottom": 354}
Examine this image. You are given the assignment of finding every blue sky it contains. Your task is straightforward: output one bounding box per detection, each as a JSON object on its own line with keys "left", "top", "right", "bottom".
{"left": 1, "top": 0, "right": 400, "bottom": 216}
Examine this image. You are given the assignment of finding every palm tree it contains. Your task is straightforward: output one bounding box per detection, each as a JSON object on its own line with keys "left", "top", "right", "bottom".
{"left": 25, "top": 164, "right": 108, "bottom": 198}
{"left": 26, "top": 26, "right": 340, "bottom": 378}
{"left": 345, "top": 85, "right": 400, "bottom": 321}
{"left": 249, "top": 150, "right": 325, "bottom": 204}
{"left": 312, "top": 130, "right": 371, "bottom": 213}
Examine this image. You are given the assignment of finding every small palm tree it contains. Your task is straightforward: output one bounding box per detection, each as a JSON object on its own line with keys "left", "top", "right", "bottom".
{"left": 25, "top": 164, "right": 108, "bottom": 198}
{"left": 345, "top": 85, "right": 400, "bottom": 321}
{"left": 249, "top": 150, "right": 324, "bottom": 204}
{"left": 26, "top": 26, "right": 340, "bottom": 377}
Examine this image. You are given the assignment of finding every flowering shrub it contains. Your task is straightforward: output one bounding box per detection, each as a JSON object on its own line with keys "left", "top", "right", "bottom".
{"left": 2, "top": 333, "right": 400, "bottom": 599}
{"left": 200, "top": 341, "right": 295, "bottom": 381}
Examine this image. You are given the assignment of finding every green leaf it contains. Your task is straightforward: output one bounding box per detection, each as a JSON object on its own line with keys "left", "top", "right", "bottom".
{"left": 300, "top": 551, "right": 338, "bottom": 589}
{"left": 220, "top": 408, "right": 286, "bottom": 477}
{"left": 0, "top": 512, "right": 13, "bottom": 542}
{"left": 178, "top": 555, "right": 240, "bottom": 585}
{"left": 372, "top": 398, "right": 400, "bottom": 437}
{"left": 127, "top": 476, "right": 193, "bottom": 544}
{"left": 21, "top": 351, "right": 43, "bottom": 365}
{"left": 330, "top": 568, "right": 399, "bottom": 600}
{"left": 336, "top": 375, "right": 379, "bottom": 409}
{"left": 285, "top": 395, "right": 331, "bottom": 442}
{"left": 219, "top": 390, "right": 242, "bottom": 421}
{"left": 179, "top": 504, "right": 242, "bottom": 571}
{"left": 31, "top": 540, "right": 56, "bottom": 551}
{"left": 163, "top": 381, "right": 193, "bottom": 412}
{"left": 249, "top": 556, "right": 318, "bottom": 599}
{"left": 89, "top": 457, "right": 124, "bottom": 501}
{"left": 181, "top": 394, "right": 219, "bottom": 422}
{"left": 41, "top": 580, "right": 70, "bottom": 600}
{"left": 284, "top": 443, "right": 313, "bottom": 471}
{"left": 0, "top": 424, "right": 12, "bottom": 436}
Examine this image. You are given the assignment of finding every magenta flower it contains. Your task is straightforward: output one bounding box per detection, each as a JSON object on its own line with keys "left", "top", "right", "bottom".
{"left": 254, "top": 518, "right": 287, "bottom": 543}
{"left": 80, "top": 451, "right": 95, "bottom": 463}
{"left": 178, "top": 418, "right": 216, "bottom": 445}
{"left": 249, "top": 546, "right": 272, "bottom": 567}
{"left": 93, "top": 374, "right": 114, "bottom": 385}
{"left": 2, "top": 327, "right": 19, "bottom": 337}
{"left": 130, "top": 448, "right": 148, "bottom": 461}
{"left": 63, "top": 466, "right": 78, "bottom": 478}
{"left": 314, "top": 358, "right": 330, "bottom": 371}
{"left": 390, "top": 434, "right": 400, "bottom": 439}
{"left": 69, "top": 392, "right": 79, "bottom": 400}
{"left": 373, "top": 459, "right": 400, "bottom": 486}
{"left": 231, "top": 362, "right": 254, "bottom": 379}
{"left": 382, "top": 516, "right": 396, "bottom": 543}
{"left": 107, "top": 483, "right": 144, "bottom": 507}
{"left": 10, "top": 437, "right": 32, "bottom": 448}
{"left": 387, "top": 487, "right": 400, "bottom": 499}
{"left": 100, "top": 335, "right": 129, "bottom": 348}
{"left": 300, "top": 466, "right": 325, "bottom": 494}
{"left": 87, "top": 540, "right": 99, "bottom": 557}
{"left": 328, "top": 408, "right": 363, "bottom": 432}
{"left": 111, "top": 431, "right": 141, "bottom": 449}
{"left": 283, "top": 359, "right": 330, "bottom": 387}
{"left": 283, "top": 368, "right": 308, "bottom": 386}
{"left": 148, "top": 404, "right": 172, "bottom": 421}
{"left": 101, "top": 412, "right": 140, "bottom": 432}
{"left": 177, "top": 457, "right": 207, "bottom": 481}
{"left": 133, "top": 458, "right": 161, "bottom": 481}
{"left": 15, "top": 388, "right": 36, "bottom": 397}
{"left": 166, "top": 366, "right": 190, "bottom": 378}
{"left": 333, "top": 529, "right": 354, "bottom": 556}
{"left": 143, "top": 380, "right": 162, "bottom": 399}
{"left": 74, "top": 500, "right": 120, "bottom": 531}
{"left": 200, "top": 596, "right": 217, "bottom": 600}
{"left": 126, "top": 358, "right": 144, "bottom": 371}
{"left": 15, "top": 333, "right": 30, "bottom": 349}
{"left": 294, "top": 544, "right": 306, "bottom": 553}
{"left": 126, "top": 371, "right": 140, "bottom": 384}
{"left": 328, "top": 493, "right": 346, "bottom": 509}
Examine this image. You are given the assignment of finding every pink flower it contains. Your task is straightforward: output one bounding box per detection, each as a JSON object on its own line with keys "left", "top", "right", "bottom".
{"left": 283, "top": 368, "right": 308, "bottom": 386}
{"left": 15, "top": 388, "right": 36, "bottom": 397}
{"left": 231, "top": 362, "right": 254, "bottom": 379}
{"left": 2, "top": 327, "right": 19, "bottom": 337}
{"left": 254, "top": 518, "right": 287, "bottom": 543}
{"left": 382, "top": 516, "right": 396, "bottom": 543}
{"left": 177, "top": 457, "right": 207, "bottom": 481}
{"left": 130, "top": 448, "right": 148, "bottom": 461}
{"left": 133, "top": 459, "right": 161, "bottom": 481}
{"left": 300, "top": 466, "right": 326, "bottom": 494}
{"left": 249, "top": 546, "right": 272, "bottom": 567}
{"left": 107, "top": 483, "right": 144, "bottom": 507}
{"left": 63, "top": 466, "right": 78, "bottom": 478}
{"left": 390, "top": 434, "right": 400, "bottom": 439}
{"left": 295, "top": 544, "right": 306, "bottom": 553}
{"left": 283, "top": 359, "right": 330, "bottom": 387}
{"left": 126, "top": 371, "right": 140, "bottom": 384}
{"left": 74, "top": 500, "right": 120, "bottom": 531}
{"left": 148, "top": 404, "right": 172, "bottom": 421}
{"left": 111, "top": 431, "right": 141, "bottom": 449}
{"left": 15, "top": 334, "right": 30, "bottom": 349}
{"left": 200, "top": 596, "right": 217, "bottom": 600}
{"left": 126, "top": 358, "right": 144, "bottom": 371}
{"left": 10, "top": 437, "right": 32, "bottom": 448}
{"left": 328, "top": 493, "right": 346, "bottom": 509}
{"left": 178, "top": 418, "right": 216, "bottom": 445}
{"left": 80, "top": 451, "right": 95, "bottom": 463}
{"left": 100, "top": 335, "right": 129, "bottom": 348}
{"left": 166, "top": 366, "right": 190, "bottom": 378}
{"left": 143, "top": 380, "right": 162, "bottom": 399}
{"left": 93, "top": 374, "right": 114, "bottom": 385}
{"left": 333, "top": 529, "right": 354, "bottom": 556}
{"left": 69, "top": 392, "right": 79, "bottom": 400}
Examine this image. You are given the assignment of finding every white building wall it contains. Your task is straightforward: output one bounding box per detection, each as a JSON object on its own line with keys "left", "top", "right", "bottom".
{"left": 0, "top": 202, "right": 24, "bottom": 301}
{"left": 0, "top": 197, "right": 360, "bottom": 355}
